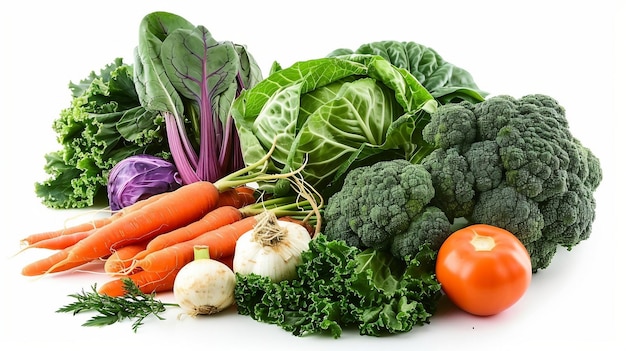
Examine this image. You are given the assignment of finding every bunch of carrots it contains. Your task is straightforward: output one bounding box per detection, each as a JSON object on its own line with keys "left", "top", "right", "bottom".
{"left": 18, "top": 145, "right": 321, "bottom": 297}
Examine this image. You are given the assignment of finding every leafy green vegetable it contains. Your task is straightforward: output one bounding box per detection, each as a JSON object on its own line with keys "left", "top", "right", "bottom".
{"left": 231, "top": 54, "right": 437, "bottom": 198}
{"left": 234, "top": 235, "right": 442, "bottom": 338}
{"left": 35, "top": 58, "right": 168, "bottom": 208}
{"left": 134, "top": 11, "right": 263, "bottom": 184}
{"left": 36, "top": 11, "right": 262, "bottom": 209}
{"left": 328, "top": 40, "right": 488, "bottom": 103}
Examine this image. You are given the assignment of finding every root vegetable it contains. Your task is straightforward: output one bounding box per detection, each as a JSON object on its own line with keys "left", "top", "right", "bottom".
{"left": 173, "top": 245, "right": 236, "bottom": 316}
{"left": 233, "top": 211, "right": 311, "bottom": 282}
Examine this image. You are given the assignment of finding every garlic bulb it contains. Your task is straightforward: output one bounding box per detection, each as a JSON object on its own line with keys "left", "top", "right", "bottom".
{"left": 233, "top": 211, "right": 311, "bottom": 282}
{"left": 173, "top": 245, "right": 236, "bottom": 316}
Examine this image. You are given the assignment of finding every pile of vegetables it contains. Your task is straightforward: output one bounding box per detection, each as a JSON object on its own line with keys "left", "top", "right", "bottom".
{"left": 230, "top": 46, "right": 486, "bottom": 199}
{"left": 35, "top": 11, "right": 262, "bottom": 209}
{"left": 19, "top": 10, "right": 603, "bottom": 339}
{"left": 34, "top": 58, "right": 168, "bottom": 209}
{"left": 419, "top": 95, "right": 602, "bottom": 271}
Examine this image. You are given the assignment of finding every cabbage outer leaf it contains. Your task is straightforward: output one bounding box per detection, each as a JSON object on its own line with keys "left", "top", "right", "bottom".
{"left": 232, "top": 55, "right": 435, "bottom": 195}
{"left": 328, "top": 40, "right": 488, "bottom": 103}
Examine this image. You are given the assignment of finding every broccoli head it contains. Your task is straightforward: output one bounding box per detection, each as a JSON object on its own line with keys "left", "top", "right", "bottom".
{"left": 419, "top": 94, "right": 602, "bottom": 272}
{"left": 323, "top": 159, "right": 452, "bottom": 260}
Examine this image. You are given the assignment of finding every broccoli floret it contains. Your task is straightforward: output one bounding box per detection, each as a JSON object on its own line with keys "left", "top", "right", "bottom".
{"left": 465, "top": 140, "right": 503, "bottom": 192}
{"left": 421, "top": 148, "right": 475, "bottom": 220}
{"left": 472, "top": 186, "right": 544, "bottom": 245}
{"left": 422, "top": 101, "right": 477, "bottom": 151}
{"left": 525, "top": 239, "right": 559, "bottom": 273}
{"left": 323, "top": 159, "right": 452, "bottom": 259}
{"left": 419, "top": 94, "right": 602, "bottom": 272}
{"left": 540, "top": 173, "right": 596, "bottom": 247}
{"left": 390, "top": 206, "right": 451, "bottom": 258}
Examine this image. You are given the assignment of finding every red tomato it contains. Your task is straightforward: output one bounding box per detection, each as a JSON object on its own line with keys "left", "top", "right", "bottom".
{"left": 435, "top": 224, "right": 532, "bottom": 316}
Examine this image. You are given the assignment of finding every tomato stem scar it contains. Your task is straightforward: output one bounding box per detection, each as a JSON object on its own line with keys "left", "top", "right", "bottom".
{"left": 470, "top": 230, "right": 496, "bottom": 251}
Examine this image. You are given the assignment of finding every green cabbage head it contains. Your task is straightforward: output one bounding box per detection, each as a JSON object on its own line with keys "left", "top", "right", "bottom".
{"left": 231, "top": 54, "right": 439, "bottom": 197}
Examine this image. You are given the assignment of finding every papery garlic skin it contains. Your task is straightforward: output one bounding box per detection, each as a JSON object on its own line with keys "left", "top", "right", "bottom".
{"left": 233, "top": 219, "right": 311, "bottom": 282}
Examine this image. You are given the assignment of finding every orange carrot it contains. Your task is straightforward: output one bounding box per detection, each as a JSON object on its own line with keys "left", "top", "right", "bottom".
{"left": 20, "top": 192, "right": 168, "bottom": 246}
{"left": 20, "top": 217, "right": 110, "bottom": 247}
{"left": 19, "top": 229, "right": 94, "bottom": 252}
{"left": 21, "top": 247, "right": 97, "bottom": 276}
{"left": 215, "top": 185, "right": 258, "bottom": 208}
{"left": 23, "top": 143, "right": 306, "bottom": 277}
{"left": 136, "top": 215, "right": 260, "bottom": 273}
{"left": 104, "top": 242, "right": 149, "bottom": 276}
{"left": 97, "top": 268, "right": 181, "bottom": 297}
{"left": 132, "top": 205, "right": 244, "bottom": 262}
{"left": 27, "top": 181, "right": 220, "bottom": 276}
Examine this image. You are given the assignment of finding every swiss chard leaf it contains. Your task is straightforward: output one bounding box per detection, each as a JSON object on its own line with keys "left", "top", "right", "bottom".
{"left": 161, "top": 26, "right": 239, "bottom": 123}
{"left": 161, "top": 25, "right": 239, "bottom": 181}
{"left": 133, "top": 11, "right": 192, "bottom": 117}
{"left": 134, "top": 11, "right": 262, "bottom": 184}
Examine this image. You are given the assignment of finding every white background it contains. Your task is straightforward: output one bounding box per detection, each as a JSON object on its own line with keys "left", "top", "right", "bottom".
{"left": 1, "top": 0, "right": 623, "bottom": 349}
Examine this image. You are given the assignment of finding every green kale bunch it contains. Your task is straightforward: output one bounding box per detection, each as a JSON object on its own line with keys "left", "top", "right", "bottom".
{"left": 234, "top": 234, "right": 442, "bottom": 338}
{"left": 35, "top": 58, "right": 169, "bottom": 209}
{"left": 322, "top": 159, "right": 452, "bottom": 259}
{"left": 419, "top": 94, "right": 602, "bottom": 271}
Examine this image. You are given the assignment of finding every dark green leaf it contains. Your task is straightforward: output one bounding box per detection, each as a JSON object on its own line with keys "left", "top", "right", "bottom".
{"left": 234, "top": 235, "right": 442, "bottom": 338}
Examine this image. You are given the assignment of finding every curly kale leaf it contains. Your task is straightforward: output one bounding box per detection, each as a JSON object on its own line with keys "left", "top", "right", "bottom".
{"left": 234, "top": 235, "right": 442, "bottom": 338}
{"left": 35, "top": 58, "right": 169, "bottom": 209}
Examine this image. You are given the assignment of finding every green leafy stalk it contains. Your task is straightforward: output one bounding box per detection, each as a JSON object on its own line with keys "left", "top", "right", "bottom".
{"left": 57, "top": 279, "right": 178, "bottom": 332}
{"left": 134, "top": 11, "right": 263, "bottom": 185}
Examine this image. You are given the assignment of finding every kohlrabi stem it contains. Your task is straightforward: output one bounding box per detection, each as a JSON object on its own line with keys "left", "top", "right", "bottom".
{"left": 193, "top": 245, "right": 211, "bottom": 260}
